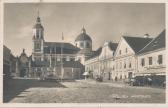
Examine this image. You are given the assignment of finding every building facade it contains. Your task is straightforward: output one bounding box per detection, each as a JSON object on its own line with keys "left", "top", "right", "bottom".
{"left": 113, "top": 36, "right": 152, "bottom": 81}
{"left": 136, "top": 30, "right": 165, "bottom": 85}
{"left": 85, "top": 41, "right": 118, "bottom": 80}
{"left": 3, "top": 45, "right": 16, "bottom": 78}
{"left": 15, "top": 14, "right": 93, "bottom": 80}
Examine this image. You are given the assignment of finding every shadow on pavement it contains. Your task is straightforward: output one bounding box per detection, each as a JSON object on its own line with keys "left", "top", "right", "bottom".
{"left": 3, "top": 78, "right": 67, "bottom": 103}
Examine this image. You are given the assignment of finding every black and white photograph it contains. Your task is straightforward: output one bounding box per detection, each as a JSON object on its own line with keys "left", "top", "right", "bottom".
{"left": 1, "top": 0, "right": 167, "bottom": 107}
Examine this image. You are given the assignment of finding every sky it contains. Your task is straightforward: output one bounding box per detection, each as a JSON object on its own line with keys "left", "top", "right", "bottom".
{"left": 4, "top": 3, "right": 165, "bottom": 56}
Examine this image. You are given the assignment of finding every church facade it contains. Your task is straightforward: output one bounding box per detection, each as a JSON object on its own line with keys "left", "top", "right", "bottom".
{"left": 15, "top": 15, "right": 93, "bottom": 79}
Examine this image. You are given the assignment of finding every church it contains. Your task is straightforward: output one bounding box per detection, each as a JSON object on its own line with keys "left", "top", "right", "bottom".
{"left": 15, "top": 14, "right": 93, "bottom": 80}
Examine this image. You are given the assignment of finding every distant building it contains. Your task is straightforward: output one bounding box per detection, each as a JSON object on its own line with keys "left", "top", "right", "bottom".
{"left": 137, "top": 30, "right": 165, "bottom": 81}
{"left": 3, "top": 45, "right": 11, "bottom": 78}
{"left": 85, "top": 41, "right": 118, "bottom": 80}
{"left": 3, "top": 45, "right": 16, "bottom": 78}
{"left": 15, "top": 49, "right": 29, "bottom": 77}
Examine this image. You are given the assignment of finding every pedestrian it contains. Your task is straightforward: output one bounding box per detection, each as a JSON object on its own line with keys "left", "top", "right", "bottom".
{"left": 147, "top": 77, "right": 152, "bottom": 86}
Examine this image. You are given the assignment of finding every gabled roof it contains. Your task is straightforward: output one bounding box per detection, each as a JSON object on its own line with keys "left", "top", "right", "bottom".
{"left": 138, "top": 29, "right": 165, "bottom": 54}
{"left": 44, "top": 42, "right": 80, "bottom": 54}
{"left": 123, "top": 36, "right": 153, "bottom": 53}
{"left": 108, "top": 42, "right": 118, "bottom": 52}
{"left": 86, "top": 42, "right": 118, "bottom": 60}
{"left": 87, "top": 47, "right": 102, "bottom": 59}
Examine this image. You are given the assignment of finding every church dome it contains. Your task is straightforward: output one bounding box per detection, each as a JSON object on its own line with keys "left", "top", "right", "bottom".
{"left": 75, "top": 27, "right": 92, "bottom": 42}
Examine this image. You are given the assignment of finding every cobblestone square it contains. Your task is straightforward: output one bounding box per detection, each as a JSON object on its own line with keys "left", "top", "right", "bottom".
{"left": 3, "top": 79, "right": 165, "bottom": 103}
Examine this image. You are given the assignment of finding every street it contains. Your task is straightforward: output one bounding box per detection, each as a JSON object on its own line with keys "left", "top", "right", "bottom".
{"left": 3, "top": 78, "right": 165, "bottom": 103}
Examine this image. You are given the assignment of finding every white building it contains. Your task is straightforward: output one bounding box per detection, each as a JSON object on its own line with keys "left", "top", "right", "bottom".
{"left": 137, "top": 30, "right": 165, "bottom": 77}
{"left": 113, "top": 36, "right": 152, "bottom": 81}
{"left": 85, "top": 41, "right": 118, "bottom": 80}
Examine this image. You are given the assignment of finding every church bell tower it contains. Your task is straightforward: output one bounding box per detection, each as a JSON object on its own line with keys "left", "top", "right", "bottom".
{"left": 32, "top": 12, "right": 44, "bottom": 61}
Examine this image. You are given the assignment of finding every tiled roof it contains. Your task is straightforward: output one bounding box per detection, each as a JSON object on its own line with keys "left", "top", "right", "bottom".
{"left": 87, "top": 47, "right": 102, "bottom": 59}
{"left": 86, "top": 42, "right": 118, "bottom": 60}
{"left": 77, "top": 49, "right": 92, "bottom": 54}
{"left": 123, "top": 36, "right": 153, "bottom": 53}
{"left": 44, "top": 42, "right": 80, "bottom": 54}
{"left": 31, "top": 60, "right": 84, "bottom": 68}
{"left": 138, "top": 29, "right": 165, "bottom": 54}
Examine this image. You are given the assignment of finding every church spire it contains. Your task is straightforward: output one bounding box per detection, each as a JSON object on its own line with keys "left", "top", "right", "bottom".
{"left": 36, "top": 10, "right": 41, "bottom": 23}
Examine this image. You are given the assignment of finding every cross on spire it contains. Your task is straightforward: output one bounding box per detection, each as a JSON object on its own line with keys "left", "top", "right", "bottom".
{"left": 82, "top": 26, "right": 86, "bottom": 33}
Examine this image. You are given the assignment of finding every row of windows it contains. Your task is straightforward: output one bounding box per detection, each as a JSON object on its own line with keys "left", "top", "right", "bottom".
{"left": 141, "top": 55, "right": 163, "bottom": 66}
{"left": 119, "top": 48, "right": 128, "bottom": 55}
{"left": 86, "top": 61, "right": 132, "bottom": 71}
{"left": 49, "top": 57, "right": 75, "bottom": 62}
{"left": 116, "top": 62, "right": 132, "bottom": 70}
{"left": 79, "top": 42, "right": 91, "bottom": 48}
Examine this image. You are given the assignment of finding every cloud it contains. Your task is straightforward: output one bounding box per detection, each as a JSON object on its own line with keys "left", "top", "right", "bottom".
{"left": 16, "top": 25, "right": 32, "bottom": 39}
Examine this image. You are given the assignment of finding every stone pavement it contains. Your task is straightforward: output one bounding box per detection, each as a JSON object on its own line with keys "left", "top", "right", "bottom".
{"left": 4, "top": 78, "right": 165, "bottom": 103}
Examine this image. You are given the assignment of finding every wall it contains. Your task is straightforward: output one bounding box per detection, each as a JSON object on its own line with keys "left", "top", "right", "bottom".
{"left": 137, "top": 49, "right": 165, "bottom": 76}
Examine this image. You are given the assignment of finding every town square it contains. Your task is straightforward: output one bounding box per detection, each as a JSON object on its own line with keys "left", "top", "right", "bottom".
{"left": 3, "top": 3, "right": 165, "bottom": 103}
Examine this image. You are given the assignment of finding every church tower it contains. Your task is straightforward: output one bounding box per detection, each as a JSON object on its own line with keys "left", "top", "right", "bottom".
{"left": 32, "top": 12, "right": 44, "bottom": 61}
{"left": 75, "top": 27, "right": 93, "bottom": 64}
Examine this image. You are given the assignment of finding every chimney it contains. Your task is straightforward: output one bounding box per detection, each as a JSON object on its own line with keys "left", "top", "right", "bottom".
{"left": 144, "top": 33, "right": 150, "bottom": 38}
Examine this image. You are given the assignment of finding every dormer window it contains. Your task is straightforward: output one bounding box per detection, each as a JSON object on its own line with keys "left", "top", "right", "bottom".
{"left": 125, "top": 48, "right": 127, "bottom": 53}
{"left": 153, "top": 41, "right": 158, "bottom": 47}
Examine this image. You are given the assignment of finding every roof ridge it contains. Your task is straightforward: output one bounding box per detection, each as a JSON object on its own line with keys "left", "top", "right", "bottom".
{"left": 123, "top": 35, "right": 153, "bottom": 39}
{"left": 137, "top": 29, "right": 165, "bottom": 54}
{"left": 137, "top": 37, "right": 155, "bottom": 54}
{"left": 45, "top": 41, "right": 70, "bottom": 44}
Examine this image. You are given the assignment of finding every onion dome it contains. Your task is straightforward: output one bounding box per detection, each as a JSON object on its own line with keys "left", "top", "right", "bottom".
{"left": 75, "top": 27, "right": 92, "bottom": 42}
